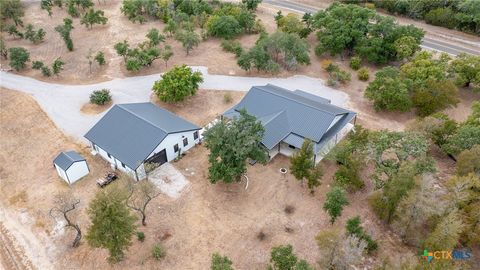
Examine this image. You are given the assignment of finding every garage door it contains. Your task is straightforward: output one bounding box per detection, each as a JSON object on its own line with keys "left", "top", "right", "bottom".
{"left": 146, "top": 149, "right": 167, "bottom": 165}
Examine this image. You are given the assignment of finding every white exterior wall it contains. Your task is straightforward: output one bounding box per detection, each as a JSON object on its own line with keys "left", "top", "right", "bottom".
{"left": 91, "top": 142, "right": 138, "bottom": 179}
{"left": 66, "top": 161, "right": 89, "bottom": 184}
{"left": 88, "top": 129, "right": 199, "bottom": 181}
{"left": 146, "top": 130, "right": 200, "bottom": 162}
{"left": 315, "top": 123, "right": 354, "bottom": 163}
{"left": 268, "top": 146, "right": 280, "bottom": 160}
{"left": 279, "top": 142, "right": 298, "bottom": 157}
{"left": 54, "top": 164, "right": 69, "bottom": 182}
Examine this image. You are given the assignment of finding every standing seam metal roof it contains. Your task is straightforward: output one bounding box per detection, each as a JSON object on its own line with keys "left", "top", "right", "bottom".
{"left": 53, "top": 151, "right": 85, "bottom": 171}
{"left": 84, "top": 103, "right": 200, "bottom": 169}
{"left": 223, "top": 84, "right": 356, "bottom": 150}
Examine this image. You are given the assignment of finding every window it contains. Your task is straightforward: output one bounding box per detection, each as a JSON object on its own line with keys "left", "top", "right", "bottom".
{"left": 183, "top": 137, "right": 188, "bottom": 147}
{"left": 194, "top": 131, "right": 199, "bottom": 140}
{"left": 288, "top": 145, "right": 296, "bottom": 149}
{"left": 107, "top": 153, "right": 111, "bottom": 158}
{"left": 174, "top": 144, "right": 179, "bottom": 152}
{"left": 121, "top": 162, "right": 126, "bottom": 168}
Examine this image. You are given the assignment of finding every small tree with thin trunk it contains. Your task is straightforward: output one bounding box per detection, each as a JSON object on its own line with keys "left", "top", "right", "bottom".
{"left": 80, "top": 8, "right": 108, "bottom": 29}
{"left": 52, "top": 57, "right": 65, "bottom": 75}
{"left": 323, "top": 186, "right": 349, "bottom": 224}
{"left": 95, "top": 51, "right": 106, "bottom": 65}
{"left": 161, "top": 45, "right": 173, "bottom": 68}
{"left": 49, "top": 192, "right": 82, "bottom": 248}
{"left": 290, "top": 139, "right": 323, "bottom": 193}
{"left": 175, "top": 30, "right": 200, "bottom": 55}
{"left": 126, "top": 180, "right": 160, "bottom": 226}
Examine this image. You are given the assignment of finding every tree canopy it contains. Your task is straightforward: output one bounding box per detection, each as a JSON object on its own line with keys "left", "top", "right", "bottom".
{"left": 323, "top": 186, "right": 349, "bottom": 224}
{"left": 81, "top": 8, "right": 108, "bottom": 29}
{"left": 8, "top": 47, "right": 29, "bottom": 71}
{"left": 152, "top": 65, "right": 203, "bottom": 103}
{"left": 203, "top": 110, "right": 268, "bottom": 184}
{"left": 86, "top": 185, "right": 137, "bottom": 262}
{"left": 312, "top": 3, "right": 424, "bottom": 64}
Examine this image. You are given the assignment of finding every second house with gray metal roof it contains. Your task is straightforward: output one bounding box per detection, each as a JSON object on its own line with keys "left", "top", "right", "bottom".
{"left": 224, "top": 84, "right": 357, "bottom": 163}
{"left": 85, "top": 102, "right": 201, "bottom": 180}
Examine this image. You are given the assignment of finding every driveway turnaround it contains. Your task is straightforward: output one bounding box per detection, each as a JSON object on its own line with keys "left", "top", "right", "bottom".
{"left": 0, "top": 66, "right": 349, "bottom": 142}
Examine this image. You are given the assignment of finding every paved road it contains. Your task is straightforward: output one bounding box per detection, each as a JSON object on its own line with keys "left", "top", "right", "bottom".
{"left": 0, "top": 66, "right": 348, "bottom": 141}
{"left": 264, "top": 0, "right": 480, "bottom": 56}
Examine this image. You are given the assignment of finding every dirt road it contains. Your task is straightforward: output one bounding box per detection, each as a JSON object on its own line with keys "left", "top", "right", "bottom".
{"left": 0, "top": 223, "right": 34, "bottom": 270}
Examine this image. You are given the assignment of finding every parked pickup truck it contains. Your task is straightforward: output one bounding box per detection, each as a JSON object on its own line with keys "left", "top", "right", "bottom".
{"left": 96, "top": 172, "right": 118, "bottom": 188}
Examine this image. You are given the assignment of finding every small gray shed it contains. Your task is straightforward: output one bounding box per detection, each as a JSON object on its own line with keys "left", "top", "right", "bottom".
{"left": 53, "top": 151, "right": 89, "bottom": 184}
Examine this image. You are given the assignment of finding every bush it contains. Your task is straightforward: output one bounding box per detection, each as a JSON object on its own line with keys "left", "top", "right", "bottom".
{"left": 323, "top": 62, "right": 351, "bottom": 85}
{"left": 350, "top": 56, "right": 361, "bottom": 70}
{"left": 152, "top": 65, "right": 203, "bottom": 103}
{"left": 223, "top": 93, "right": 232, "bottom": 104}
{"left": 333, "top": 157, "right": 364, "bottom": 191}
{"left": 221, "top": 39, "right": 243, "bottom": 57}
{"left": 32, "top": 60, "right": 44, "bottom": 70}
{"left": 8, "top": 47, "right": 29, "bottom": 71}
{"left": 346, "top": 216, "right": 378, "bottom": 253}
{"left": 152, "top": 244, "right": 166, "bottom": 260}
{"left": 207, "top": 15, "right": 242, "bottom": 39}
{"left": 41, "top": 66, "right": 51, "bottom": 77}
{"left": 136, "top": 231, "right": 145, "bottom": 242}
{"left": 89, "top": 89, "right": 111, "bottom": 105}
{"left": 424, "top": 8, "right": 458, "bottom": 29}
{"left": 357, "top": 67, "right": 369, "bottom": 81}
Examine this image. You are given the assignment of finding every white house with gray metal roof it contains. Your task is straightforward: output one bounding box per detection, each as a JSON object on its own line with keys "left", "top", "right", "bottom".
{"left": 53, "top": 151, "right": 89, "bottom": 184}
{"left": 85, "top": 103, "right": 201, "bottom": 180}
{"left": 224, "top": 84, "right": 357, "bottom": 163}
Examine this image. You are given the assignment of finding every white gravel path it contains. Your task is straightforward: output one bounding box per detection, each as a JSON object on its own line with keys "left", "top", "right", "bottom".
{"left": 0, "top": 66, "right": 349, "bottom": 142}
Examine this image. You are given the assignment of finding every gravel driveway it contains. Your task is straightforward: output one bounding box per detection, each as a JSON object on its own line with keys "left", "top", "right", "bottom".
{"left": 0, "top": 66, "right": 349, "bottom": 142}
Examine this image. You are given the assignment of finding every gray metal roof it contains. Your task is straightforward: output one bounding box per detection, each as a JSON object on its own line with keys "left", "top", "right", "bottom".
{"left": 54, "top": 151, "right": 85, "bottom": 171}
{"left": 293, "top": 90, "right": 331, "bottom": 104}
{"left": 224, "top": 84, "right": 356, "bottom": 150}
{"left": 84, "top": 103, "right": 200, "bottom": 169}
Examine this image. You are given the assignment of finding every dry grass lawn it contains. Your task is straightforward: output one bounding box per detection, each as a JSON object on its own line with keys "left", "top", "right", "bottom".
{"left": 0, "top": 87, "right": 419, "bottom": 270}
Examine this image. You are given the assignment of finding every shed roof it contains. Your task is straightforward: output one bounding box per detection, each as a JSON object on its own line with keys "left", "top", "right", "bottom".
{"left": 224, "top": 84, "right": 356, "bottom": 150}
{"left": 84, "top": 103, "right": 200, "bottom": 169}
{"left": 54, "top": 151, "right": 85, "bottom": 171}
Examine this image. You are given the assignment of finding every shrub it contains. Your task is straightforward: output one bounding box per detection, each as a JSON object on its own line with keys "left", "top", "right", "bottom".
{"left": 41, "top": 66, "right": 51, "bottom": 77}
{"left": 206, "top": 15, "right": 242, "bottom": 39}
{"left": 223, "top": 93, "right": 232, "bottom": 104}
{"left": 32, "top": 60, "right": 44, "bottom": 70}
{"left": 357, "top": 67, "right": 369, "bottom": 81}
{"left": 424, "top": 8, "right": 458, "bottom": 29}
{"left": 350, "top": 56, "right": 361, "bottom": 70}
{"left": 152, "top": 244, "right": 166, "bottom": 260}
{"left": 320, "top": 60, "right": 333, "bottom": 69}
{"left": 346, "top": 216, "right": 378, "bottom": 253}
{"left": 8, "top": 47, "right": 30, "bottom": 71}
{"left": 152, "top": 65, "right": 203, "bottom": 103}
{"left": 136, "top": 231, "right": 145, "bottom": 242}
{"left": 89, "top": 89, "right": 111, "bottom": 105}
{"left": 221, "top": 39, "right": 243, "bottom": 57}
{"left": 323, "top": 62, "right": 351, "bottom": 85}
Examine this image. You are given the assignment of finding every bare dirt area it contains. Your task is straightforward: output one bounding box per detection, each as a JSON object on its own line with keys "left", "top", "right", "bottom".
{"left": 0, "top": 87, "right": 415, "bottom": 269}
{"left": 151, "top": 89, "right": 245, "bottom": 126}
